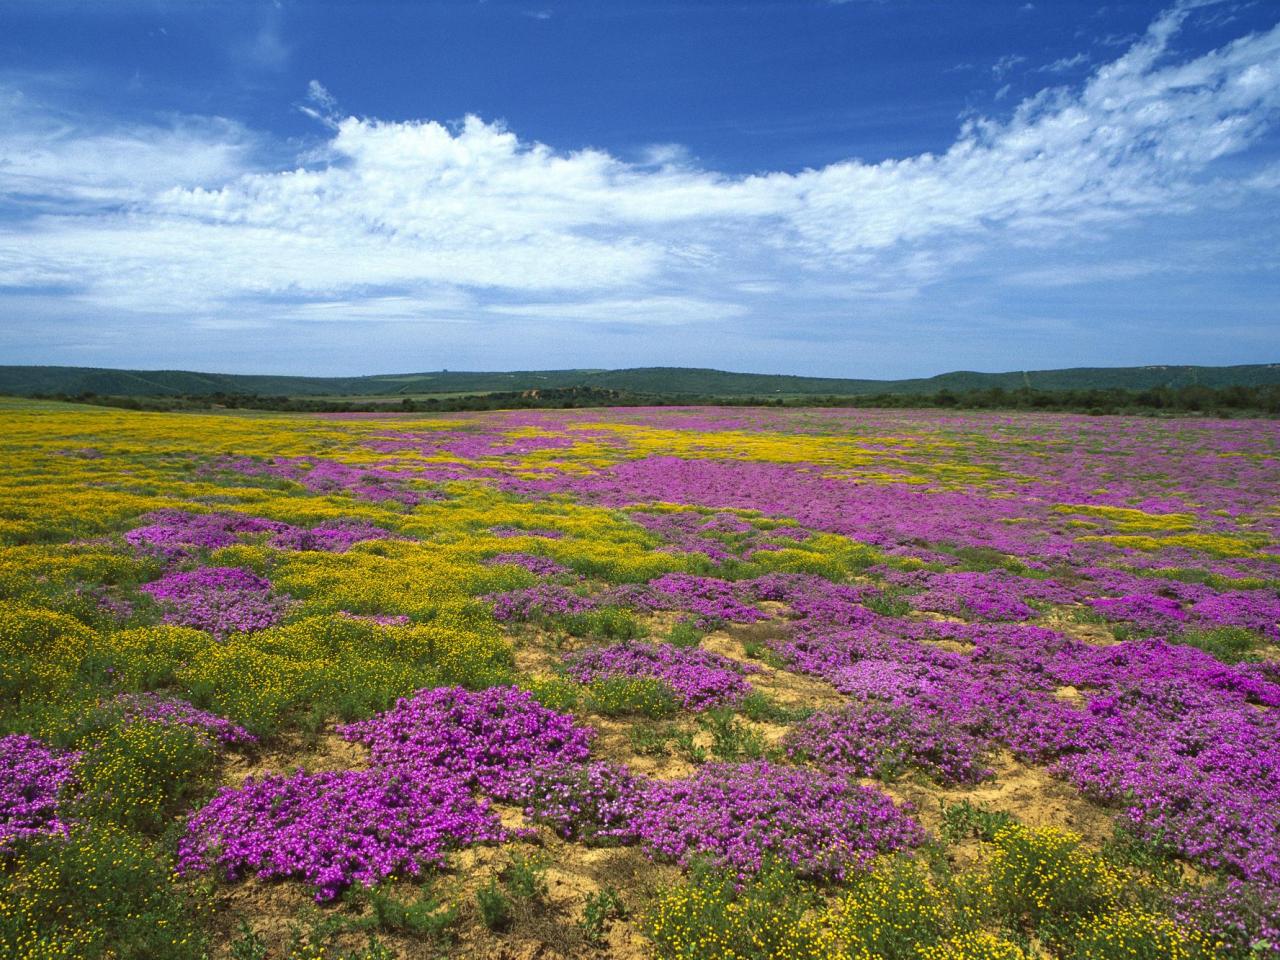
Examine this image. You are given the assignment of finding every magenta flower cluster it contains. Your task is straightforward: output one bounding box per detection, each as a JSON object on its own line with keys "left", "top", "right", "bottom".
{"left": 488, "top": 584, "right": 597, "bottom": 623}
{"left": 883, "top": 569, "right": 1076, "bottom": 622}
{"left": 752, "top": 572, "right": 1280, "bottom": 888}
{"left": 483, "top": 552, "right": 571, "bottom": 577}
{"left": 632, "top": 761, "right": 924, "bottom": 880}
{"left": 209, "top": 455, "right": 440, "bottom": 506}
{"left": 339, "top": 686, "right": 595, "bottom": 799}
{"left": 503, "top": 760, "right": 643, "bottom": 843}
{"left": 140, "top": 566, "right": 293, "bottom": 638}
{"left": 647, "top": 573, "right": 767, "bottom": 627}
{"left": 562, "top": 640, "right": 759, "bottom": 709}
{"left": 785, "top": 702, "right": 993, "bottom": 785}
{"left": 125, "top": 509, "right": 399, "bottom": 559}
{"left": 124, "top": 509, "right": 288, "bottom": 559}
{"left": 177, "top": 769, "right": 507, "bottom": 901}
{"left": 490, "top": 525, "right": 563, "bottom": 539}
{"left": 0, "top": 735, "right": 80, "bottom": 853}
{"left": 265, "top": 518, "right": 400, "bottom": 553}
{"left": 181, "top": 686, "right": 598, "bottom": 900}
{"left": 109, "top": 693, "right": 258, "bottom": 748}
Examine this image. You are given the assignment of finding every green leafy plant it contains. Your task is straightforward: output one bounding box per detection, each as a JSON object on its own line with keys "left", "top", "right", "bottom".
{"left": 645, "top": 857, "right": 829, "bottom": 960}
{"left": 580, "top": 887, "right": 627, "bottom": 946}
{"left": 939, "top": 800, "right": 1016, "bottom": 843}
{"left": 502, "top": 852, "right": 549, "bottom": 903}
{"left": 666, "top": 620, "right": 706, "bottom": 648}
{"left": 586, "top": 676, "right": 680, "bottom": 719}
{"left": 343, "top": 883, "right": 458, "bottom": 941}
{"left": 477, "top": 879, "right": 512, "bottom": 932}
{"left": 700, "top": 707, "right": 768, "bottom": 761}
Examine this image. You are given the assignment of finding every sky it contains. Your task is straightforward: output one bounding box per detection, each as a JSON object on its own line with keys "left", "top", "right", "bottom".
{"left": 1, "top": 0, "right": 1278, "bottom": 379}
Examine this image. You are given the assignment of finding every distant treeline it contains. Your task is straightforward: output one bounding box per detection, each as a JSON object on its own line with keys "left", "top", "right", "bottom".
{"left": 18, "top": 381, "right": 1280, "bottom": 417}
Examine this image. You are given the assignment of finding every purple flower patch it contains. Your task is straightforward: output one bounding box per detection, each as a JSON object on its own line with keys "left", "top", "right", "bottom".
{"left": 177, "top": 768, "right": 506, "bottom": 901}
{"left": 140, "top": 566, "right": 293, "bottom": 639}
{"left": 339, "top": 685, "right": 595, "bottom": 800}
{"left": 0, "top": 735, "right": 80, "bottom": 853}
{"left": 633, "top": 761, "right": 924, "bottom": 880}
{"left": 563, "top": 640, "right": 759, "bottom": 710}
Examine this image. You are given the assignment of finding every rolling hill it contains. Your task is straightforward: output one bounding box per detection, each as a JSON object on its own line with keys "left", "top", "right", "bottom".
{"left": 1, "top": 363, "right": 1277, "bottom": 400}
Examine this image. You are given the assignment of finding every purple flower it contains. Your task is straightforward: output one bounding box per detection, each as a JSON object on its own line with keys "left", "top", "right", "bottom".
{"left": 339, "top": 686, "right": 595, "bottom": 800}
{"left": 563, "top": 641, "right": 759, "bottom": 710}
{"left": 140, "top": 566, "right": 293, "bottom": 639}
{"left": 0, "top": 735, "right": 80, "bottom": 853}
{"left": 785, "top": 703, "right": 993, "bottom": 785}
{"left": 633, "top": 761, "right": 924, "bottom": 880}
{"left": 483, "top": 552, "right": 571, "bottom": 577}
{"left": 178, "top": 768, "right": 506, "bottom": 901}
{"left": 108, "top": 693, "right": 258, "bottom": 748}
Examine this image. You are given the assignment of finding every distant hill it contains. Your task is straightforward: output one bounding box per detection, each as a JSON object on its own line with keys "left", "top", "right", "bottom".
{"left": 1, "top": 363, "right": 1278, "bottom": 400}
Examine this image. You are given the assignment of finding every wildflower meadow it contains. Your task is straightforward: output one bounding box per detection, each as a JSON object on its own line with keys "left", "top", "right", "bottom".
{"left": 1, "top": 397, "right": 1278, "bottom": 959}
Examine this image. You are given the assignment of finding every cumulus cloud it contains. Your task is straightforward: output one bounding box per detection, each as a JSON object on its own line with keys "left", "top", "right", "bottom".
{"left": 1, "top": 2, "right": 1279, "bottom": 350}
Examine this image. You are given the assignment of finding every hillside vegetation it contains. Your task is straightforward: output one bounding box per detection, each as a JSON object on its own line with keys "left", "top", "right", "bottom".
{"left": 3, "top": 362, "right": 1279, "bottom": 401}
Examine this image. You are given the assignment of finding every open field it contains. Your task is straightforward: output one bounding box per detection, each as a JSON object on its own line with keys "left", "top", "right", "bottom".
{"left": 2, "top": 398, "right": 1278, "bottom": 959}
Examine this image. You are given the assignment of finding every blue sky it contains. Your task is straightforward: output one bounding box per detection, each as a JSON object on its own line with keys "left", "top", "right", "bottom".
{"left": 1, "top": 0, "right": 1278, "bottom": 378}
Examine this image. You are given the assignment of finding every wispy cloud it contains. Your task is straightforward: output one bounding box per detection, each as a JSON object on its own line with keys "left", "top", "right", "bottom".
{"left": 1039, "top": 52, "right": 1090, "bottom": 73}
{"left": 992, "top": 53, "right": 1028, "bottom": 78}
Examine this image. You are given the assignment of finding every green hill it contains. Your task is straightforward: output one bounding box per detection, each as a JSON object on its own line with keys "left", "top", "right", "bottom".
{"left": 1, "top": 363, "right": 1277, "bottom": 400}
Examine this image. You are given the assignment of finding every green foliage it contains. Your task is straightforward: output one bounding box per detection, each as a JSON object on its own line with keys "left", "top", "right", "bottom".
{"left": 74, "top": 717, "right": 216, "bottom": 834}
{"left": 665, "top": 619, "right": 706, "bottom": 648}
{"left": 827, "top": 855, "right": 951, "bottom": 960}
{"left": 862, "top": 589, "right": 913, "bottom": 617}
{"left": 522, "top": 675, "right": 582, "bottom": 713}
{"left": 673, "top": 727, "right": 708, "bottom": 764}
{"left": 476, "top": 880, "right": 513, "bottom": 932}
{"left": 645, "top": 857, "right": 830, "bottom": 960}
{"left": 0, "top": 822, "right": 208, "bottom": 960}
{"left": 700, "top": 707, "right": 769, "bottom": 761}
{"left": 1170, "top": 626, "right": 1261, "bottom": 664}
{"left": 985, "top": 825, "right": 1123, "bottom": 932}
{"left": 740, "top": 637, "right": 786, "bottom": 668}
{"left": 736, "top": 691, "right": 807, "bottom": 723}
{"left": 229, "top": 921, "right": 269, "bottom": 960}
{"left": 1100, "top": 824, "right": 1183, "bottom": 887}
{"left": 1067, "top": 908, "right": 1211, "bottom": 959}
{"left": 342, "top": 883, "right": 458, "bottom": 941}
{"left": 502, "top": 852, "right": 549, "bottom": 904}
{"left": 628, "top": 722, "right": 673, "bottom": 756}
{"left": 562, "top": 606, "right": 646, "bottom": 640}
{"left": 0, "top": 601, "right": 95, "bottom": 704}
{"left": 580, "top": 887, "right": 627, "bottom": 946}
{"left": 939, "top": 800, "right": 1017, "bottom": 843}
{"left": 586, "top": 676, "right": 680, "bottom": 719}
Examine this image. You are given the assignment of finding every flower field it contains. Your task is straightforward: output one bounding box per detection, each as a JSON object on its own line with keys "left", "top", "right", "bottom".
{"left": 1, "top": 396, "right": 1278, "bottom": 959}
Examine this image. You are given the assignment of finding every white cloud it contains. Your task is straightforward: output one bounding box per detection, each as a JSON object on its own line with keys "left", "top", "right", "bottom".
{"left": 0, "top": 90, "right": 255, "bottom": 203}
{"left": 992, "top": 54, "right": 1028, "bottom": 78}
{"left": 1040, "top": 52, "right": 1090, "bottom": 73}
{"left": 486, "top": 296, "right": 748, "bottom": 325}
{"left": 1, "top": 3, "right": 1279, "bottom": 341}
